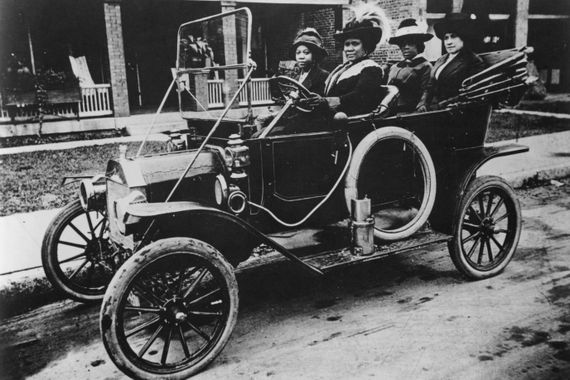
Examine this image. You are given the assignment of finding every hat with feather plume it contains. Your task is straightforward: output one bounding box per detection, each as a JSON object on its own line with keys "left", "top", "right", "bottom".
{"left": 334, "top": 2, "right": 392, "bottom": 52}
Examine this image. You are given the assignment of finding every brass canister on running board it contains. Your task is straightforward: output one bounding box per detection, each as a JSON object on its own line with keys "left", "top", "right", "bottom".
{"left": 350, "top": 197, "right": 375, "bottom": 256}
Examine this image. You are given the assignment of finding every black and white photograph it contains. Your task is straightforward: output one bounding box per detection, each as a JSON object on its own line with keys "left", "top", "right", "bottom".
{"left": 0, "top": 0, "right": 569, "bottom": 379}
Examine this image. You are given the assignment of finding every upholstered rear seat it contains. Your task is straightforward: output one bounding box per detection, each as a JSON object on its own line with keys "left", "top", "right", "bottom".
{"left": 347, "top": 85, "right": 399, "bottom": 121}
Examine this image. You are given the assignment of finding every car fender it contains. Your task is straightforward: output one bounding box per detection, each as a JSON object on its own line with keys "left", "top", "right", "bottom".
{"left": 430, "top": 143, "right": 529, "bottom": 233}
{"left": 457, "top": 143, "right": 529, "bottom": 197}
{"left": 124, "top": 201, "right": 322, "bottom": 274}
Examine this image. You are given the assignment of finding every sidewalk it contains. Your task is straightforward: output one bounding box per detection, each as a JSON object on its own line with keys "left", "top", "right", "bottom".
{"left": 0, "top": 133, "right": 170, "bottom": 155}
{"left": 0, "top": 110, "right": 187, "bottom": 139}
{"left": 1, "top": 130, "right": 570, "bottom": 317}
{"left": 480, "top": 130, "right": 570, "bottom": 187}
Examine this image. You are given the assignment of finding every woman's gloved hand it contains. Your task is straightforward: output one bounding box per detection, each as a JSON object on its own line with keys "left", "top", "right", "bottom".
{"left": 298, "top": 94, "right": 340, "bottom": 112}
{"left": 415, "top": 104, "right": 428, "bottom": 113}
{"left": 298, "top": 93, "right": 326, "bottom": 109}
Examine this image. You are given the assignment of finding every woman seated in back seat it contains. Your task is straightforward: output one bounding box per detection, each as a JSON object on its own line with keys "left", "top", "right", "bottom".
{"left": 424, "top": 13, "right": 486, "bottom": 110}
{"left": 301, "top": 3, "right": 390, "bottom": 116}
{"left": 387, "top": 18, "right": 433, "bottom": 113}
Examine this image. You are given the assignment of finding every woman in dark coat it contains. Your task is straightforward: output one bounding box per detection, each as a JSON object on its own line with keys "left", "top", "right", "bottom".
{"left": 424, "top": 13, "right": 486, "bottom": 109}
{"left": 290, "top": 28, "right": 330, "bottom": 96}
{"left": 303, "top": 3, "right": 389, "bottom": 116}
{"left": 387, "top": 18, "right": 433, "bottom": 113}
{"left": 260, "top": 28, "right": 329, "bottom": 132}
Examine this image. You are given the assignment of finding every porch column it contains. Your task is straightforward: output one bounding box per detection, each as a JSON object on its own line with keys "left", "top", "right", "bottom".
{"left": 514, "top": 0, "right": 529, "bottom": 47}
{"left": 104, "top": 0, "right": 130, "bottom": 117}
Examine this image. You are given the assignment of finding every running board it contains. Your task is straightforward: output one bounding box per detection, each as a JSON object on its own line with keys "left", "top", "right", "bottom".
{"left": 301, "top": 230, "right": 452, "bottom": 273}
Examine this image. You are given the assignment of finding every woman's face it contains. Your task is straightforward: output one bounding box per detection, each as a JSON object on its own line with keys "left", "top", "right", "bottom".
{"left": 443, "top": 33, "right": 464, "bottom": 54}
{"left": 398, "top": 40, "right": 419, "bottom": 60}
{"left": 344, "top": 38, "right": 366, "bottom": 62}
{"left": 295, "top": 45, "right": 314, "bottom": 70}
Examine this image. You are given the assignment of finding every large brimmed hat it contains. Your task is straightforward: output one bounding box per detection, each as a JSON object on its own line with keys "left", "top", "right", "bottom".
{"left": 291, "top": 28, "right": 327, "bottom": 58}
{"left": 389, "top": 18, "right": 433, "bottom": 45}
{"left": 433, "top": 12, "right": 481, "bottom": 42}
{"left": 333, "top": 3, "right": 390, "bottom": 51}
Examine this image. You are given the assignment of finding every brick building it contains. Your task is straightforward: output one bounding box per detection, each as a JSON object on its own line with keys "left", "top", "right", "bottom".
{"left": 1, "top": 0, "right": 568, "bottom": 119}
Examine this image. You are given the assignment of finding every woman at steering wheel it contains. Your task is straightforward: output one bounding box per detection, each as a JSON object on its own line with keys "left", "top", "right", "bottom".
{"left": 290, "top": 28, "right": 330, "bottom": 96}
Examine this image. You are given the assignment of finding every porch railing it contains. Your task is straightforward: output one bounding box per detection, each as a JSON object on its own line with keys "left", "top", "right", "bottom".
{"left": 79, "top": 84, "right": 113, "bottom": 117}
{"left": 206, "top": 78, "right": 273, "bottom": 109}
{"left": 0, "top": 84, "right": 113, "bottom": 123}
{"left": 238, "top": 78, "right": 273, "bottom": 106}
{"left": 207, "top": 79, "right": 225, "bottom": 109}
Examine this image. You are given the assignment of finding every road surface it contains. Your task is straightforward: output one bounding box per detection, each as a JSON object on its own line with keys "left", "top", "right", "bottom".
{"left": 1, "top": 179, "right": 569, "bottom": 380}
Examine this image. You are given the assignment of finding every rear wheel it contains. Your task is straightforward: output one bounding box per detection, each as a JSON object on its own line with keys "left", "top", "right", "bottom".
{"left": 41, "top": 199, "right": 117, "bottom": 302}
{"left": 448, "top": 176, "right": 521, "bottom": 279}
{"left": 100, "top": 237, "right": 238, "bottom": 380}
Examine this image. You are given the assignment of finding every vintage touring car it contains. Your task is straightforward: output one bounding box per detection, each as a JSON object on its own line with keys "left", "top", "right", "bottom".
{"left": 41, "top": 8, "right": 533, "bottom": 379}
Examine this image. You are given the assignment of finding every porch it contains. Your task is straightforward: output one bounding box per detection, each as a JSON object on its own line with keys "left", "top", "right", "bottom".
{"left": 0, "top": 78, "right": 276, "bottom": 139}
{"left": 0, "top": 84, "right": 113, "bottom": 123}
{"left": 0, "top": 77, "right": 274, "bottom": 136}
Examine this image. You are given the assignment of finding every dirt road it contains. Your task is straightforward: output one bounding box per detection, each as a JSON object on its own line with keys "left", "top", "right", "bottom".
{"left": 1, "top": 180, "right": 569, "bottom": 380}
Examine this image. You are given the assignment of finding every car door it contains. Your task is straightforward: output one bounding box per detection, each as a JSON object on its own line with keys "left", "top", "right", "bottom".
{"left": 261, "top": 130, "right": 346, "bottom": 222}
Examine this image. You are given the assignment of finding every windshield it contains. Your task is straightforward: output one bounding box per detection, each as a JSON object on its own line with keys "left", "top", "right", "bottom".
{"left": 175, "top": 8, "right": 252, "bottom": 118}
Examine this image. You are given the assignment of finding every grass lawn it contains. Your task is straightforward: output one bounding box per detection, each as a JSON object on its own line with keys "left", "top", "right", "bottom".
{"left": 0, "top": 142, "right": 166, "bottom": 216}
{"left": 0, "top": 111, "right": 569, "bottom": 216}
{"left": 487, "top": 111, "right": 570, "bottom": 142}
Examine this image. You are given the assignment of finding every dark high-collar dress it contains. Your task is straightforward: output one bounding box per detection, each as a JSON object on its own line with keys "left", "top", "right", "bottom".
{"left": 293, "top": 65, "right": 330, "bottom": 96}
{"left": 387, "top": 55, "right": 433, "bottom": 113}
{"left": 324, "top": 57, "right": 384, "bottom": 116}
{"left": 424, "top": 48, "right": 485, "bottom": 109}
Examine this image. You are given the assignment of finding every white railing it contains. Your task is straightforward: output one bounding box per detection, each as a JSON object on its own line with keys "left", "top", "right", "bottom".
{"left": 206, "top": 78, "right": 273, "bottom": 109}
{"left": 79, "top": 84, "right": 113, "bottom": 117}
{"left": 0, "top": 84, "right": 113, "bottom": 123}
{"left": 207, "top": 79, "right": 225, "bottom": 108}
{"left": 238, "top": 78, "right": 273, "bottom": 106}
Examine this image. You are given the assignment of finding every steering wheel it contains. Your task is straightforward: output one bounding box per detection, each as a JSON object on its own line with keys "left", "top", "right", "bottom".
{"left": 273, "top": 75, "right": 315, "bottom": 112}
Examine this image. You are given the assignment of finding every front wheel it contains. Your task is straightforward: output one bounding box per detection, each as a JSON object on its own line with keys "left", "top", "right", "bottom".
{"left": 448, "top": 176, "right": 521, "bottom": 279}
{"left": 41, "top": 199, "right": 116, "bottom": 302}
{"left": 100, "top": 237, "right": 238, "bottom": 380}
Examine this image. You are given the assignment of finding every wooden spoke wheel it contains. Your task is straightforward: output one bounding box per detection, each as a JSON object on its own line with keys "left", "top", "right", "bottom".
{"left": 449, "top": 176, "right": 521, "bottom": 279}
{"left": 100, "top": 238, "right": 238, "bottom": 380}
{"left": 42, "top": 199, "right": 116, "bottom": 302}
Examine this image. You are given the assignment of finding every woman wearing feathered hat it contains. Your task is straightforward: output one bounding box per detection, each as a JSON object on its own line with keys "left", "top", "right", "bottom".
{"left": 290, "top": 28, "right": 330, "bottom": 95}
{"left": 387, "top": 18, "right": 433, "bottom": 113}
{"left": 303, "top": 2, "right": 390, "bottom": 116}
{"left": 424, "top": 12, "right": 486, "bottom": 109}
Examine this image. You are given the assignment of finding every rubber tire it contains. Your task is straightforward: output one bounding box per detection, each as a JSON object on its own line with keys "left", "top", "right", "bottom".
{"left": 345, "top": 126, "right": 437, "bottom": 241}
{"left": 41, "top": 199, "right": 109, "bottom": 302}
{"left": 100, "top": 237, "right": 239, "bottom": 380}
{"left": 448, "top": 176, "right": 521, "bottom": 280}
